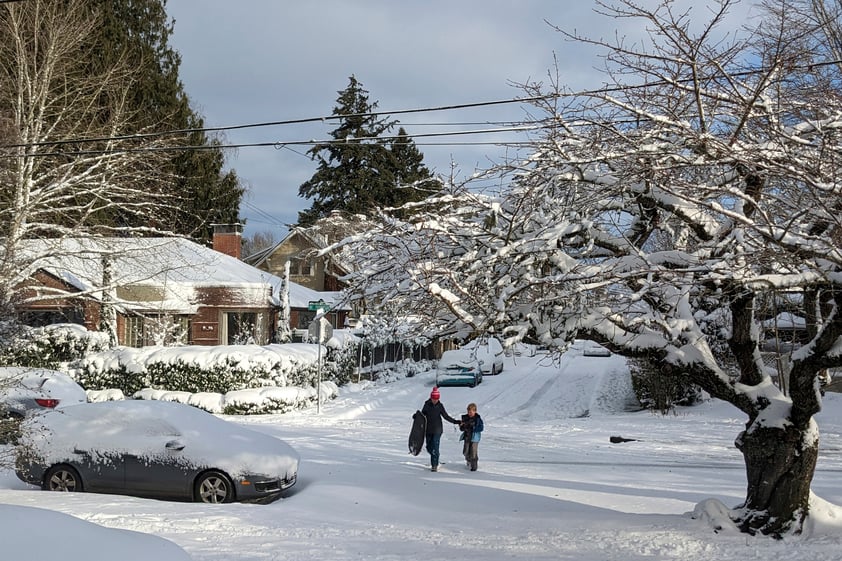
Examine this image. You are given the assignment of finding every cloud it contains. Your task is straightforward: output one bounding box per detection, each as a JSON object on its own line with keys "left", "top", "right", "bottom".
{"left": 165, "top": 0, "right": 753, "bottom": 237}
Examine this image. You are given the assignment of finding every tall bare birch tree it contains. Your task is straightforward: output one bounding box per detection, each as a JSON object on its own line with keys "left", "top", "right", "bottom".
{"left": 0, "top": 0, "right": 176, "bottom": 329}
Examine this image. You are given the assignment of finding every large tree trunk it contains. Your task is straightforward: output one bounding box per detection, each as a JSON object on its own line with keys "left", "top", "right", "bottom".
{"left": 734, "top": 423, "right": 818, "bottom": 536}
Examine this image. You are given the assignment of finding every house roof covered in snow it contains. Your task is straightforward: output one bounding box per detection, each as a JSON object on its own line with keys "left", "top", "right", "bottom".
{"left": 24, "top": 237, "right": 350, "bottom": 314}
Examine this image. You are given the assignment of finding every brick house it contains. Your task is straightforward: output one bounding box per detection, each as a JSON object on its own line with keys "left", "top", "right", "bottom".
{"left": 17, "top": 234, "right": 348, "bottom": 347}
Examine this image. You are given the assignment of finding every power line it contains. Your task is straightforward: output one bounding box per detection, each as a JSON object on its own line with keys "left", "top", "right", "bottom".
{"left": 1, "top": 123, "right": 545, "bottom": 158}
{"left": 240, "top": 199, "right": 289, "bottom": 228}
{"left": 0, "top": 95, "right": 552, "bottom": 151}
{"left": 14, "top": 140, "right": 535, "bottom": 158}
{"left": 2, "top": 57, "right": 840, "bottom": 154}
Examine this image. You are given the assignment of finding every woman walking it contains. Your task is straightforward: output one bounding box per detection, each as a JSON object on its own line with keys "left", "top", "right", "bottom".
{"left": 421, "top": 387, "right": 459, "bottom": 472}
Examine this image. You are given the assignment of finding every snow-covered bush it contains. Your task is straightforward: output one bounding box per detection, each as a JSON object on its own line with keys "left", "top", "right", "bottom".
{"left": 86, "top": 389, "right": 126, "bottom": 402}
{"left": 71, "top": 342, "right": 346, "bottom": 397}
{"left": 0, "top": 324, "right": 110, "bottom": 369}
{"left": 326, "top": 338, "right": 360, "bottom": 385}
{"left": 126, "top": 383, "right": 339, "bottom": 415}
{"left": 143, "top": 359, "right": 269, "bottom": 395}
{"left": 221, "top": 385, "right": 325, "bottom": 415}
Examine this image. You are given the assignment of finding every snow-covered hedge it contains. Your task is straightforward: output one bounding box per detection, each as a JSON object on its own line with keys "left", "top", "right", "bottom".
{"left": 72, "top": 343, "right": 344, "bottom": 396}
{"left": 1, "top": 324, "right": 428, "bottom": 415}
{"left": 0, "top": 323, "right": 110, "bottom": 369}
{"left": 86, "top": 382, "right": 341, "bottom": 415}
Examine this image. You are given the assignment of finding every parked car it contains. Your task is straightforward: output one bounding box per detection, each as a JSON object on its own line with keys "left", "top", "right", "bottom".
{"left": 582, "top": 342, "right": 612, "bottom": 357}
{"left": 0, "top": 367, "right": 87, "bottom": 443}
{"left": 15, "top": 399, "right": 299, "bottom": 504}
{"left": 2, "top": 503, "right": 192, "bottom": 561}
{"left": 0, "top": 367, "right": 87, "bottom": 418}
{"left": 463, "top": 336, "right": 505, "bottom": 375}
{"left": 437, "top": 349, "right": 483, "bottom": 387}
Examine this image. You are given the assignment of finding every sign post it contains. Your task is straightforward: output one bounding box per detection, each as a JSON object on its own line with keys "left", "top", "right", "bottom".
{"left": 307, "top": 314, "right": 333, "bottom": 414}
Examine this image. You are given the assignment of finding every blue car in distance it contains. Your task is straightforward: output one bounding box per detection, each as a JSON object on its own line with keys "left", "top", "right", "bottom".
{"left": 436, "top": 349, "right": 483, "bottom": 388}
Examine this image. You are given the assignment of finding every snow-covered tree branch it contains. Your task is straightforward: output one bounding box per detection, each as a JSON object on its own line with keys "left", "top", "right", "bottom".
{"left": 0, "top": 0, "right": 179, "bottom": 328}
{"left": 337, "top": 0, "right": 842, "bottom": 537}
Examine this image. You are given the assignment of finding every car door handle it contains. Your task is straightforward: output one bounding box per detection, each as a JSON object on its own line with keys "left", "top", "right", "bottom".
{"left": 165, "top": 440, "right": 185, "bottom": 451}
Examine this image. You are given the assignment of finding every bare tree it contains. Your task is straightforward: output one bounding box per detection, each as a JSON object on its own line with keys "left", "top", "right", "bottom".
{"left": 0, "top": 0, "right": 178, "bottom": 326}
{"left": 340, "top": 0, "right": 842, "bottom": 536}
{"left": 242, "top": 230, "right": 280, "bottom": 259}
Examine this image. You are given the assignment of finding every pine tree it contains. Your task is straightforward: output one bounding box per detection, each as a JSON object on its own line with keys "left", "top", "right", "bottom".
{"left": 390, "top": 127, "right": 442, "bottom": 208}
{"left": 85, "top": 0, "right": 244, "bottom": 241}
{"left": 297, "top": 76, "right": 439, "bottom": 226}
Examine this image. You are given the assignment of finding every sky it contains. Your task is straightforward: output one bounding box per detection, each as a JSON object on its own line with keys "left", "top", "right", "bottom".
{"left": 163, "top": 1, "right": 754, "bottom": 240}
{"left": 4, "top": 342, "right": 842, "bottom": 560}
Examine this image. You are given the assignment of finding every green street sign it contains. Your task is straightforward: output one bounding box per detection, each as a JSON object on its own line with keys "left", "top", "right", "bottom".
{"left": 308, "top": 299, "right": 330, "bottom": 311}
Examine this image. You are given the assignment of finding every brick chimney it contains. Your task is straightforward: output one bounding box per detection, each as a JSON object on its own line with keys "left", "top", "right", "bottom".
{"left": 212, "top": 223, "right": 243, "bottom": 260}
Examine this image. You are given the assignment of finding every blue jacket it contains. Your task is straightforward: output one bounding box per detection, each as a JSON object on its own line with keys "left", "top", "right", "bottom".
{"left": 460, "top": 413, "right": 484, "bottom": 443}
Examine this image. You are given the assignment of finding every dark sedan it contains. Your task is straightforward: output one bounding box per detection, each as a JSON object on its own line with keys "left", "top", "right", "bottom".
{"left": 15, "top": 399, "right": 299, "bottom": 504}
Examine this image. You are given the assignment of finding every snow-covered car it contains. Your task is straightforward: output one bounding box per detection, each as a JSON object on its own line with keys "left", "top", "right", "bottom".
{"left": 582, "top": 342, "right": 612, "bottom": 357}
{"left": 436, "top": 349, "right": 483, "bottom": 387}
{"left": 1, "top": 504, "right": 192, "bottom": 561}
{"left": 463, "top": 337, "right": 505, "bottom": 375}
{"left": 15, "top": 399, "right": 299, "bottom": 504}
{"left": 0, "top": 367, "right": 87, "bottom": 441}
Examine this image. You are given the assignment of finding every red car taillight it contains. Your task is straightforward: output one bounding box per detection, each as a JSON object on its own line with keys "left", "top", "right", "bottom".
{"left": 35, "top": 398, "right": 60, "bottom": 408}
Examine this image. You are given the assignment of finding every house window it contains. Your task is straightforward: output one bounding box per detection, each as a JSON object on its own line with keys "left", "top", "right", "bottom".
{"left": 124, "top": 315, "right": 189, "bottom": 348}
{"left": 290, "top": 257, "right": 313, "bottom": 276}
{"left": 19, "top": 307, "right": 84, "bottom": 327}
{"left": 222, "top": 311, "right": 266, "bottom": 345}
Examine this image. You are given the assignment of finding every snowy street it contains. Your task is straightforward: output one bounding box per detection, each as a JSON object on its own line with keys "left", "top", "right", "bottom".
{"left": 4, "top": 346, "right": 842, "bottom": 560}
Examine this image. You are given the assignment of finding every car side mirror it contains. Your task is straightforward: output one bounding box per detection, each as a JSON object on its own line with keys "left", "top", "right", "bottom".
{"left": 165, "top": 440, "right": 185, "bottom": 451}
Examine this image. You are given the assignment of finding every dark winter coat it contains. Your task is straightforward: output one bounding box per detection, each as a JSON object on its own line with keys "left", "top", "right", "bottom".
{"left": 421, "top": 399, "right": 459, "bottom": 435}
{"left": 460, "top": 413, "right": 484, "bottom": 443}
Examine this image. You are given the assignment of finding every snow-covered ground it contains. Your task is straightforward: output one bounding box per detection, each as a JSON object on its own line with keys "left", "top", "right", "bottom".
{"left": 4, "top": 343, "right": 842, "bottom": 560}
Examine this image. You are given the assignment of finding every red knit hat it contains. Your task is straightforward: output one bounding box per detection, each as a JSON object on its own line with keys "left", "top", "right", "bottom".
{"left": 430, "top": 387, "right": 441, "bottom": 400}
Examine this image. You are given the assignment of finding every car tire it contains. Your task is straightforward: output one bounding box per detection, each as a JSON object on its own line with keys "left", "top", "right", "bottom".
{"left": 44, "top": 465, "right": 83, "bottom": 493}
{"left": 195, "top": 470, "right": 235, "bottom": 504}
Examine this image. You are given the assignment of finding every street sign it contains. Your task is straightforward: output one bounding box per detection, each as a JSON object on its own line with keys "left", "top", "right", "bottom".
{"left": 307, "top": 316, "right": 333, "bottom": 415}
{"left": 307, "top": 317, "right": 333, "bottom": 344}
{"left": 308, "top": 299, "right": 331, "bottom": 312}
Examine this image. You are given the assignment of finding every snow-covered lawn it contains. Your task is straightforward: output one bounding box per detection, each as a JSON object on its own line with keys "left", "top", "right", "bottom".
{"left": 4, "top": 343, "right": 842, "bottom": 560}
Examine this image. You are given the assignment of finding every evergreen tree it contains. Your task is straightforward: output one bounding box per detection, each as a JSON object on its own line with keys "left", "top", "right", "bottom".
{"left": 85, "top": 0, "right": 244, "bottom": 241}
{"left": 297, "top": 76, "right": 438, "bottom": 226}
{"left": 390, "top": 127, "right": 442, "bottom": 208}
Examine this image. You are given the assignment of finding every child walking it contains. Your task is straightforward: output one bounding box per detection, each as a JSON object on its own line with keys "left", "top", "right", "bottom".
{"left": 460, "top": 403, "right": 484, "bottom": 471}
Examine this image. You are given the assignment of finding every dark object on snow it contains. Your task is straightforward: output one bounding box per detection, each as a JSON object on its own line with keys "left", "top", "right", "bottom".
{"left": 609, "top": 435, "right": 639, "bottom": 443}
{"left": 408, "top": 410, "right": 427, "bottom": 455}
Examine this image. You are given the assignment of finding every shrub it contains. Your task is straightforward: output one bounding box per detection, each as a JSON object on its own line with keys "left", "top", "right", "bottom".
{"left": 0, "top": 324, "right": 109, "bottom": 369}
{"left": 629, "top": 357, "right": 704, "bottom": 414}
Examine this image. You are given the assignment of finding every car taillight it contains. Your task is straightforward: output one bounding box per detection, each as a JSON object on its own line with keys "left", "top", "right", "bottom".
{"left": 35, "top": 398, "right": 60, "bottom": 408}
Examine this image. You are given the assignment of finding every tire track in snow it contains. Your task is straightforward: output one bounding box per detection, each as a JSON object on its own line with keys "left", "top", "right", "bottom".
{"left": 485, "top": 355, "right": 570, "bottom": 422}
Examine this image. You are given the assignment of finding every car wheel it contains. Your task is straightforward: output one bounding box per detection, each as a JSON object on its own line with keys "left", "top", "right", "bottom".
{"left": 44, "top": 465, "right": 83, "bottom": 493}
{"left": 195, "top": 470, "right": 235, "bottom": 504}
